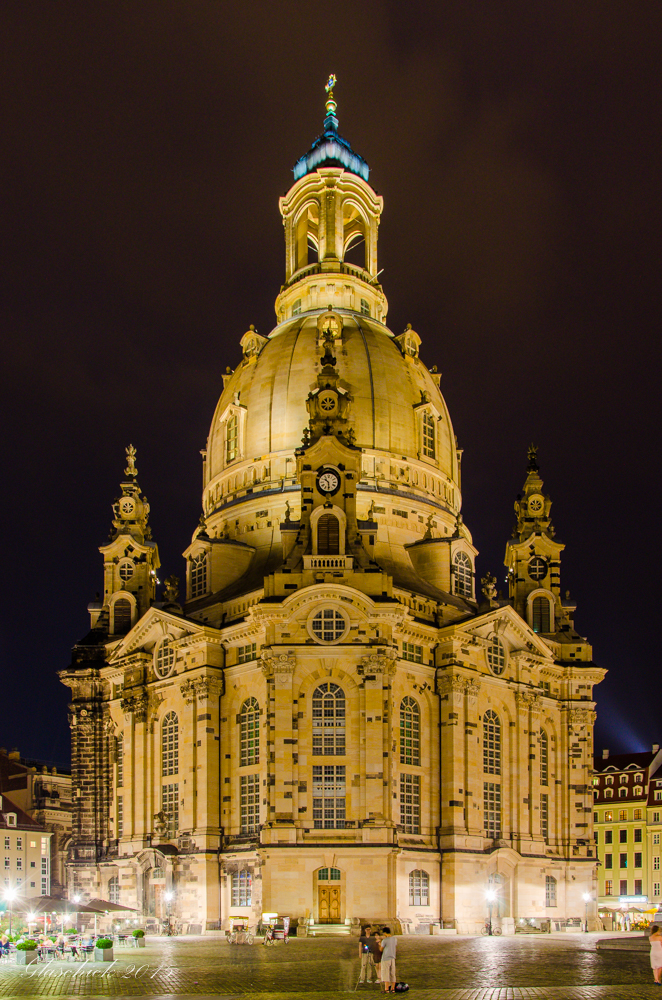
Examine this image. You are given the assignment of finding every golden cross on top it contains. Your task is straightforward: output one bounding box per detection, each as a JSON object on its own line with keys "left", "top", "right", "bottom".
{"left": 325, "top": 74, "right": 337, "bottom": 120}
{"left": 325, "top": 74, "right": 337, "bottom": 95}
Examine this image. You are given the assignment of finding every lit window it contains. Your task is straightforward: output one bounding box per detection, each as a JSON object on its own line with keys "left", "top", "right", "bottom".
{"left": 532, "top": 596, "right": 551, "bottom": 633}
{"left": 633, "top": 809, "right": 642, "bottom": 820}
{"left": 409, "top": 869, "right": 429, "bottom": 906}
{"left": 487, "top": 635, "right": 506, "bottom": 675}
{"left": 190, "top": 553, "right": 207, "bottom": 599}
{"left": 155, "top": 638, "right": 176, "bottom": 679}
{"left": 402, "top": 642, "right": 423, "bottom": 663}
{"left": 483, "top": 710, "right": 501, "bottom": 775}
{"left": 231, "top": 869, "right": 252, "bottom": 906}
{"left": 237, "top": 643, "right": 257, "bottom": 664}
{"left": 311, "top": 607, "right": 347, "bottom": 643}
{"left": 540, "top": 730, "right": 548, "bottom": 787}
{"left": 605, "top": 879, "right": 613, "bottom": 896}
{"left": 312, "top": 683, "right": 345, "bottom": 756}
{"left": 162, "top": 712, "right": 179, "bottom": 777}
{"left": 313, "top": 765, "right": 346, "bottom": 829}
{"left": 400, "top": 697, "right": 420, "bottom": 767}
{"left": 239, "top": 698, "right": 260, "bottom": 767}
{"left": 400, "top": 773, "right": 421, "bottom": 834}
{"left": 453, "top": 552, "right": 472, "bottom": 598}
{"left": 422, "top": 411, "right": 436, "bottom": 459}
{"left": 161, "top": 783, "right": 179, "bottom": 838}
{"left": 605, "top": 789, "right": 613, "bottom": 798}
{"left": 545, "top": 875, "right": 557, "bottom": 907}
{"left": 605, "top": 810, "right": 613, "bottom": 822}
{"left": 484, "top": 782, "right": 501, "bottom": 839}
{"left": 226, "top": 414, "right": 238, "bottom": 464}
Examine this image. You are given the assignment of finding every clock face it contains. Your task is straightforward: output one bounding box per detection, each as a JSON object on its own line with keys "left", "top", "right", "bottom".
{"left": 120, "top": 497, "right": 135, "bottom": 517}
{"left": 316, "top": 467, "right": 340, "bottom": 496}
{"left": 528, "top": 495, "right": 544, "bottom": 515}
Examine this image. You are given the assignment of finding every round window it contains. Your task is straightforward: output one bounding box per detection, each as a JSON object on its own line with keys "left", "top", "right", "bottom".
{"left": 154, "top": 638, "right": 176, "bottom": 678}
{"left": 487, "top": 635, "right": 506, "bottom": 675}
{"left": 308, "top": 606, "right": 348, "bottom": 644}
{"left": 528, "top": 556, "right": 547, "bottom": 581}
{"left": 119, "top": 558, "right": 134, "bottom": 582}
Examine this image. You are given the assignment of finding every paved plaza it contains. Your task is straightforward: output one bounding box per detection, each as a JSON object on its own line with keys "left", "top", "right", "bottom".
{"left": 0, "top": 933, "right": 658, "bottom": 1000}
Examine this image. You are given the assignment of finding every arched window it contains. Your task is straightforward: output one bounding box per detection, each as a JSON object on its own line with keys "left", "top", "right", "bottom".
{"left": 532, "top": 595, "right": 551, "bottom": 633}
{"left": 162, "top": 712, "right": 179, "bottom": 777}
{"left": 540, "top": 729, "right": 548, "bottom": 787}
{"left": 317, "top": 513, "right": 340, "bottom": 555}
{"left": 422, "top": 411, "right": 436, "bottom": 459}
{"left": 190, "top": 553, "right": 207, "bottom": 599}
{"left": 108, "top": 875, "right": 120, "bottom": 904}
{"left": 545, "top": 875, "right": 557, "bottom": 907}
{"left": 231, "top": 869, "right": 252, "bottom": 906}
{"left": 453, "top": 552, "right": 472, "bottom": 598}
{"left": 239, "top": 697, "right": 260, "bottom": 767}
{"left": 409, "top": 869, "right": 429, "bottom": 906}
{"left": 113, "top": 598, "right": 131, "bottom": 634}
{"left": 312, "top": 682, "right": 346, "bottom": 756}
{"left": 483, "top": 710, "right": 501, "bottom": 775}
{"left": 400, "top": 697, "right": 420, "bottom": 766}
{"left": 487, "top": 635, "right": 506, "bottom": 675}
{"left": 226, "top": 414, "right": 238, "bottom": 464}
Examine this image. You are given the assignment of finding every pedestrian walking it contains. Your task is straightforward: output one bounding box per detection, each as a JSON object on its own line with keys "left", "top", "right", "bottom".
{"left": 370, "top": 929, "right": 383, "bottom": 984}
{"left": 379, "top": 927, "right": 397, "bottom": 993}
{"left": 358, "top": 925, "right": 377, "bottom": 984}
{"left": 650, "top": 924, "right": 662, "bottom": 985}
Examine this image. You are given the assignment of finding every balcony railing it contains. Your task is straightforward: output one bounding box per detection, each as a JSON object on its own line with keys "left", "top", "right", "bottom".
{"left": 304, "top": 555, "right": 353, "bottom": 570}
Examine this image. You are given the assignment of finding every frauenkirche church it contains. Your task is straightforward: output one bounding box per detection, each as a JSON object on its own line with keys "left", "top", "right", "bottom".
{"left": 61, "top": 78, "right": 604, "bottom": 935}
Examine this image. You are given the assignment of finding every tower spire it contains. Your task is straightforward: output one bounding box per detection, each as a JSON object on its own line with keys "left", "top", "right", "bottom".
{"left": 324, "top": 73, "right": 338, "bottom": 131}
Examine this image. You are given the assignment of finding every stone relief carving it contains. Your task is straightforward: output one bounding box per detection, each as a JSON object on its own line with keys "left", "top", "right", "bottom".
{"left": 261, "top": 652, "right": 296, "bottom": 679}
{"left": 179, "top": 680, "right": 196, "bottom": 705}
{"left": 357, "top": 648, "right": 397, "bottom": 677}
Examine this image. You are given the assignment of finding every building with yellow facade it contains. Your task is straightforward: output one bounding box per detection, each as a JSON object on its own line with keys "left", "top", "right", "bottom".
{"left": 60, "top": 80, "right": 605, "bottom": 935}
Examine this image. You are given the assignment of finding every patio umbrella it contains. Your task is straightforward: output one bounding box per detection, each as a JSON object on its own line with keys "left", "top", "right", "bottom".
{"left": 13, "top": 895, "right": 101, "bottom": 938}
{"left": 85, "top": 898, "right": 138, "bottom": 937}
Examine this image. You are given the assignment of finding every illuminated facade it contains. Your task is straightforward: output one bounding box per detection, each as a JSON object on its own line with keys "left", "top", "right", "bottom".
{"left": 61, "top": 81, "right": 605, "bottom": 934}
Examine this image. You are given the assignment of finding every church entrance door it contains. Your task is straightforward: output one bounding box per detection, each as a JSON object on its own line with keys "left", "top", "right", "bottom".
{"left": 318, "top": 885, "right": 341, "bottom": 923}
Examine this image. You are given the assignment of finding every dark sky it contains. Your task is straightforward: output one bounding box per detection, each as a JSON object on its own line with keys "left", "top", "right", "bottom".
{"left": 2, "top": 2, "right": 660, "bottom": 765}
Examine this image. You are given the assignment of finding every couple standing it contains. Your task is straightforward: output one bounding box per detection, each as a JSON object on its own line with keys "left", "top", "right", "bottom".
{"left": 358, "top": 925, "right": 397, "bottom": 993}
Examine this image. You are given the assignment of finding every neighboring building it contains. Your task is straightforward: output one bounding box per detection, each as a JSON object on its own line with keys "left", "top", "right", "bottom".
{"left": 0, "top": 748, "right": 72, "bottom": 895}
{"left": 593, "top": 745, "right": 662, "bottom": 928}
{"left": 60, "top": 81, "right": 605, "bottom": 934}
{"left": 0, "top": 792, "right": 52, "bottom": 897}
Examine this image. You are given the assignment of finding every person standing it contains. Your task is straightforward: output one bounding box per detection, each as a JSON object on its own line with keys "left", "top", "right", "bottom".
{"left": 650, "top": 924, "right": 662, "bottom": 985}
{"left": 370, "top": 929, "right": 383, "bottom": 984}
{"left": 379, "top": 927, "right": 397, "bottom": 993}
{"left": 358, "top": 925, "right": 377, "bottom": 983}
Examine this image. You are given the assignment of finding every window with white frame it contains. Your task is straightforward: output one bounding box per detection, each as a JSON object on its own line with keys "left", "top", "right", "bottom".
{"left": 400, "top": 773, "right": 421, "bottom": 834}
{"left": 312, "top": 683, "right": 346, "bottom": 756}
{"left": 161, "top": 783, "right": 179, "bottom": 838}
{"left": 483, "top": 710, "right": 501, "bottom": 775}
{"left": 240, "top": 774, "right": 259, "bottom": 834}
{"left": 108, "top": 875, "right": 120, "bottom": 904}
{"left": 487, "top": 635, "right": 505, "bottom": 675}
{"left": 545, "top": 875, "right": 557, "bottom": 907}
{"left": 226, "top": 414, "right": 238, "bottom": 463}
{"left": 231, "top": 869, "right": 252, "bottom": 906}
{"left": 409, "top": 869, "right": 429, "bottom": 906}
{"left": 484, "top": 782, "right": 501, "bottom": 838}
{"left": 654, "top": 882, "right": 660, "bottom": 897}
{"left": 190, "top": 552, "right": 208, "bottom": 599}
{"left": 162, "top": 712, "right": 179, "bottom": 777}
{"left": 239, "top": 697, "right": 260, "bottom": 767}
{"left": 313, "top": 765, "right": 346, "bottom": 829}
{"left": 400, "top": 697, "right": 420, "bottom": 767}
{"left": 311, "top": 607, "right": 347, "bottom": 643}
{"left": 422, "top": 411, "right": 436, "bottom": 459}
{"left": 453, "top": 551, "right": 472, "bottom": 598}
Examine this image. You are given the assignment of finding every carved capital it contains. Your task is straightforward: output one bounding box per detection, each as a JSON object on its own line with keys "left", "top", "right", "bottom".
{"left": 516, "top": 690, "right": 540, "bottom": 712}
{"left": 436, "top": 674, "right": 468, "bottom": 697}
{"left": 568, "top": 708, "right": 595, "bottom": 727}
{"left": 179, "top": 680, "right": 197, "bottom": 706}
{"left": 195, "top": 675, "right": 224, "bottom": 700}
{"left": 261, "top": 653, "right": 296, "bottom": 679}
{"left": 121, "top": 692, "right": 148, "bottom": 722}
{"left": 358, "top": 648, "right": 397, "bottom": 677}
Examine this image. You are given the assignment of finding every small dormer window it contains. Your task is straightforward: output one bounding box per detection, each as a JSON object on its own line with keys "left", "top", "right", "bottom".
{"left": 292, "top": 299, "right": 302, "bottom": 317}
{"left": 453, "top": 551, "right": 473, "bottom": 598}
{"left": 190, "top": 552, "right": 208, "bottom": 600}
{"left": 634, "top": 773, "right": 643, "bottom": 783}
{"left": 6, "top": 814, "right": 16, "bottom": 827}
{"left": 422, "top": 411, "right": 436, "bottom": 459}
{"left": 360, "top": 298, "right": 370, "bottom": 316}
{"left": 620, "top": 774, "right": 628, "bottom": 784}
{"left": 226, "top": 414, "right": 238, "bottom": 463}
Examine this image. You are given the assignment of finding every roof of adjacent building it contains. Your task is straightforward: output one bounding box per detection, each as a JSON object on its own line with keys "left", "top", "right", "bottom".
{"left": 593, "top": 748, "right": 661, "bottom": 774}
{"left": 0, "top": 791, "right": 46, "bottom": 831}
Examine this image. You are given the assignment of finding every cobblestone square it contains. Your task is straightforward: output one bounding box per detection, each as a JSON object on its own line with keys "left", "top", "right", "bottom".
{"left": 0, "top": 933, "right": 659, "bottom": 1000}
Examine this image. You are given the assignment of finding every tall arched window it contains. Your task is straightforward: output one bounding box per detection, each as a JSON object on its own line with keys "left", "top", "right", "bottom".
{"left": 422, "top": 411, "right": 436, "bottom": 459}
{"left": 108, "top": 875, "right": 120, "bottom": 904}
{"left": 487, "top": 635, "right": 506, "bottom": 675}
{"left": 239, "top": 697, "right": 260, "bottom": 767}
{"left": 409, "top": 869, "right": 429, "bottom": 906}
{"left": 532, "top": 595, "right": 551, "bottom": 633}
{"left": 162, "top": 712, "right": 179, "bottom": 777}
{"left": 190, "top": 553, "right": 207, "bottom": 599}
{"left": 453, "top": 552, "right": 472, "bottom": 598}
{"left": 400, "top": 697, "right": 420, "bottom": 766}
{"left": 226, "top": 414, "right": 238, "bottom": 463}
{"left": 540, "top": 729, "right": 548, "bottom": 786}
{"left": 113, "top": 598, "right": 131, "bottom": 634}
{"left": 317, "top": 513, "right": 340, "bottom": 555}
{"left": 312, "top": 682, "right": 346, "bottom": 756}
{"left": 231, "top": 869, "right": 252, "bottom": 906}
{"left": 483, "top": 710, "right": 501, "bottom": 775}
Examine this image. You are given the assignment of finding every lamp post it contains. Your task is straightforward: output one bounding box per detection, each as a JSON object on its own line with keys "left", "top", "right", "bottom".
{"left": 164, "top": 891, "right": 174, "bottom": 936}
{"left": 485, "top": 889, "right": 497, "bottom": 936}
{"left": 4, "top": 887, "right": 17, "bottom": 937}
{"left": 72, "top": 895, "right": 81, "bottom": 934}
{"left": 582, "top": 892, "right": 591, "bottom": 933}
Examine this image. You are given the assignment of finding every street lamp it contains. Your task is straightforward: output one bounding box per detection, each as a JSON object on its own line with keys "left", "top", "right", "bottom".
{"left": 583, "top": 893, "right": 591, "bottom": 933}
{"left": 4, "top": 887, "right": 17, "bottom": 936}
{"left": 485, "top": 889, "right": 497, "bottom": 936}
{"left": 164, "top": 891, "right": 174, "bottom": 936}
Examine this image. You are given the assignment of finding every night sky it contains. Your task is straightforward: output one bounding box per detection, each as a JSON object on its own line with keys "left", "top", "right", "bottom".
{"left": 2, "top": 2, "right": 660, "bottom": 766}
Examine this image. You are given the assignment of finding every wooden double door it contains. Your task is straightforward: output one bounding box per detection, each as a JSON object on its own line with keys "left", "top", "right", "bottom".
{"left": 318, "top": 885, "right": 341, "bottom": 923}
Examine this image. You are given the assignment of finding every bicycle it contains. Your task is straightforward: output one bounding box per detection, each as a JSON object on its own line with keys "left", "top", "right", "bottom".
{"left": 481, "top": 923, "right": 501, "bottom": 936}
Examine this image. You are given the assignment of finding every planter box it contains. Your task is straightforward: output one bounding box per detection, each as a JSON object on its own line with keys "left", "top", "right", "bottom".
{"left": 16, "top": 951, "right": 38, "bottom": 965}
{"left": 133, "top": 937, "right": 145, "bottom": 947}
{"left": 94, "top": 947, "right": 114, "bottom": 962}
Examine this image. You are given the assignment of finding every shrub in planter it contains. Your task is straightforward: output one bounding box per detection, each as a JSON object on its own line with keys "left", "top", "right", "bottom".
{"left": 94, "top": 938, "right": 114, "bottom": 962}
{"left": 132, "top": 929, "right": 145, "bottom": 937}
{"left": 132, "top": 928, "right": 146, "bottom": 947}
{"left": 16, "top": 940, "right": 38, "bottom": 966}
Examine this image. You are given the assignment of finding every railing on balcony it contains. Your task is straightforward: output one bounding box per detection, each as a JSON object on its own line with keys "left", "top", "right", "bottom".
{"left": 304, "top": 555, "right": 353, "bottom": 570}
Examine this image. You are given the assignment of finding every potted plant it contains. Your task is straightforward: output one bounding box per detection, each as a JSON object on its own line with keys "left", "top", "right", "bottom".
{"left": 94, "top": 938, "right": 114, "bottom": 962}
{"left": 15, "top": 940, "right": 38, "bottom": 966}
{"left": 132, "top": 928, "right": 146, "bottom": 947}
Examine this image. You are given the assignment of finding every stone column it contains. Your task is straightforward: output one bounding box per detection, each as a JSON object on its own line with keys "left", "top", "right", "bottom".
{"left": 464, "top": 678, "right": 483, "bottom": 838}
{"left": 358, "top": 648, "right": 396, "bottom": 837}
{"left": 193, "top": 675, "right": 224, "bottom": 837}
{"left": 437, "top": 673, "right": 468, "bottom": 841}
{"left": 261, "top": 653, "right": 297, "bottom": 839}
